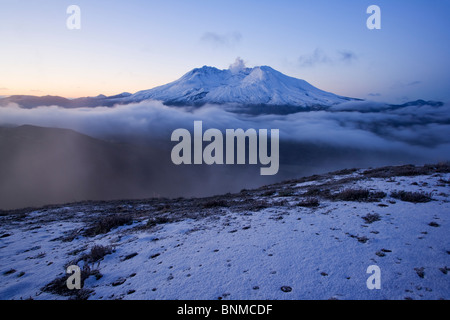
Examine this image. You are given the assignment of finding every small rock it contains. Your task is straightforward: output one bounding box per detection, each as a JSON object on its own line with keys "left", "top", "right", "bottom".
{"left": 3, "top": 269, "right": 16, "bottom": 276}
{"left": 439, "top": 267, "right": 449, "bottom": 275}
{"left": 414, "top": 267, "right": 425, "bottom": 279}
{"left": 428, "top": 222, "right": 440, "bottom": 227}
{"left": 357, "top": 236, "right": 369, "bottom": 243}
{"left": 281, "top": 286, "right": 292, "bottom": 293}
{"left": 112, "top": 278, "right": 126, "bottom": 286}
{"left": 122, "top": 252, "right": 138, "bottom": 261}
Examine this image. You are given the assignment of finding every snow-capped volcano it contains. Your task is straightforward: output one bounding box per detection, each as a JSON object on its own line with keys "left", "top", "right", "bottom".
{"left": 0, "top": 59, "right": 361, "bottom": 110}
{"left": 128, "top": 58, "right": 358, "bottom": 107}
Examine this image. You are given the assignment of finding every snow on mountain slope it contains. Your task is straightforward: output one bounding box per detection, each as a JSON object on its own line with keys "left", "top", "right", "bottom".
{"left": 128, "top": 59, "right": 357, "bottom": 107}
{"left": 0, "top": 163, "right": 449, "bottom": 300}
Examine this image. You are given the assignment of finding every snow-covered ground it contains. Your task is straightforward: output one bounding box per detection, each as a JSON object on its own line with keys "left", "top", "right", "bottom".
{"left": 0, "top": 164, "right": 449, "bottom": 300}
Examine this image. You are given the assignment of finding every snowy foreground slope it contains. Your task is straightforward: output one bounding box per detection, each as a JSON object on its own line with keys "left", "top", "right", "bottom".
{"left": 0, "top": 164, "right": 449, "bottom": 300}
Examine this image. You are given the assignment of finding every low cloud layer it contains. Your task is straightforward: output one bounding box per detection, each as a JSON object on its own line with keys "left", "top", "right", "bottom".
{"left": 0, "top": 100, "right": 449, "bottom": 209}
{"left": 1, "top": 100, "right": 449, "bottom": 153}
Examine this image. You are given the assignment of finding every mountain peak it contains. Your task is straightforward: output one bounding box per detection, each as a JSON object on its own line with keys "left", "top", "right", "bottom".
{"left": 0, "top": 61, "right": 360, "bottom": 110}
{"left": 129, "top": 60, "right": 358, "bottom": 108}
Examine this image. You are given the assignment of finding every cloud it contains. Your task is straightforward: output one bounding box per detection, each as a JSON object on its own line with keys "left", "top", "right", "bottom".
{"left": 298, "top": 48, "right": 331, "bottom": 68}
{"left": 368, "top": 93, "right": 382, "bottom": 97}
{"left": 298, "top": 48, "right": 358, "bottom": 68}
{"left": 200, "top": 31, "right": 242, "bottom": 48}
{"left": 1, "top": 100, "right": 449, "bottom": 209}
{"left": 229, "top": 57, "right": 246, "bottom": 73}
{"left": 338, "top": 50, "right": 358, "bottom": 63}
{"left": 1, "top": 99, "right": 449, "bottom": 153}
{"left": 390, "top": 80, "right": 422, "bottom": 90}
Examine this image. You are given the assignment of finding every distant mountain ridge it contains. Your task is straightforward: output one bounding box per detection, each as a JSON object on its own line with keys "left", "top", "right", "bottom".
{"left": 0, "top": 59, "right": 359, "bottom": 109}
{"left": 0, "top": 60, "right": 444, "bottom": 112}
{"left": 0, "top": 93, "right": 132, "bottom": 109}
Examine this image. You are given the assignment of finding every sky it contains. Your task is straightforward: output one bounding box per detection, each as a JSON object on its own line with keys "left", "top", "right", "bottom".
{"left": 1, "top": 0, "right": 449, "bottom": 102}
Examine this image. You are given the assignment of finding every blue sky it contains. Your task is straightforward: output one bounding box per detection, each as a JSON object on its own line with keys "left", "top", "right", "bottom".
{"left": 0, "top": 0, "right": 449, "bottom": 102}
